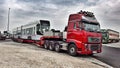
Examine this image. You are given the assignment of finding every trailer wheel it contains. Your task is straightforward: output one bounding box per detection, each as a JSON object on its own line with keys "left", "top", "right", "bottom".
{"left": 44, "top": 41, "right": 48, "bottom": 49}
{"left": 68, "top": 44, "right": 77, "bottom": 56}
{"left": 49, "top": 42, "right": 54, "bottom": 51}
{"left": 44, "top": 43, "right": 48, "bottom": 49}
{"left": 89, "top": 53, "right": 94, "bottom": 56}
{"left": 55, "top": 43, "right": 60, "bottom": 52}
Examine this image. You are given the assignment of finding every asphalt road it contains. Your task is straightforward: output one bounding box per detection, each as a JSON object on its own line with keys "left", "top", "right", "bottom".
{"left": 94, "top": 45, "right": 120, "bottom": 68}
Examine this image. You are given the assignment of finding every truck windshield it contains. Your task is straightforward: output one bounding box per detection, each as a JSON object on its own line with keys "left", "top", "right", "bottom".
{"left": 83, "top": 21, "right": 100, "bottom": 32}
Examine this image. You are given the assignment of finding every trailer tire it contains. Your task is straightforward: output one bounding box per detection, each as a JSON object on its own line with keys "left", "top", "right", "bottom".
{"left": 44, "top": 41, "right": 48, "bottom": 49}
{"left": 68, "top": 44, "right": 77, "bottom": 56}
{"left": 89, "top": 53, "right": 94, "bottom": 56}
{"left": 49, "top": 42, "right": 54, "bottom": 51}
{"left": 44, "top": 43, "right": 48, "bottom": 49}
{"left": 55, "top": 43, "right": 60, "bottom": 52}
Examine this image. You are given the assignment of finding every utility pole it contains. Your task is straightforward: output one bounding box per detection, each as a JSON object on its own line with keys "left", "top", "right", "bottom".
{"left": 7, "top": 8, "right": 10, "bottom": 32}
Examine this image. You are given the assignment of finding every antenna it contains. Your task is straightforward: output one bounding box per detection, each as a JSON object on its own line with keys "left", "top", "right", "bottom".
{"left": 7, "top": 8, "right": 10, "bottom": 32}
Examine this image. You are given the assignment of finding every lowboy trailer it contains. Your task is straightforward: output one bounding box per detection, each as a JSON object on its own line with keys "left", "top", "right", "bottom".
{"left": 12, "top": 10, "right": 102, "bottom": 56}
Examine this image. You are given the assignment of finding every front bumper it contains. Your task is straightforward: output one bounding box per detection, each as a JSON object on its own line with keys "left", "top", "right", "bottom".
{"left": 77, "top": 43, "right": 102, "bottom": 55}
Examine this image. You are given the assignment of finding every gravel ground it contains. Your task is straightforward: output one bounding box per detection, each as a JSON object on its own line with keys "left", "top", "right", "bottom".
{"left": 0, "top": 40, "right": 110, "bottom": 68}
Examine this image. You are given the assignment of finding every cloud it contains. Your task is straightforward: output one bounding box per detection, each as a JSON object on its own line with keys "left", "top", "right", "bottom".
{"left": 0, "top": 0, "right": 120, "bottom": 33}
{"left": 87, "top": 0, "right": 120, "bottom": 32}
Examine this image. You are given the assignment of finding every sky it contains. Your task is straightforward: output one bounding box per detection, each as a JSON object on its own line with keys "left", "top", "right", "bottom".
{"left": 0, "top": 0, "right": 120, "bottom": 33}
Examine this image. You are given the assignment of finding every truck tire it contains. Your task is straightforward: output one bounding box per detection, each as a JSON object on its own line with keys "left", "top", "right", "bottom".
{"left": 55, "top": 43, "right": 60, "bottom": 52}
{"left": 49, "top": 42, "right": 54, "bottom": 51}
{"left": 68, "top": 44, "right": 77, "bottom": 56}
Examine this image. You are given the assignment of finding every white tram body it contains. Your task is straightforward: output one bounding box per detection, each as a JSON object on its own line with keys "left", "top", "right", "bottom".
{"left": 12, "top": 20, "right": 50, "bottom": 41}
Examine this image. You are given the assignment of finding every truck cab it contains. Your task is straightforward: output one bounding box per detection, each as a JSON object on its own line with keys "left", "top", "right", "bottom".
{"left": 42, "top": 10, "right": 102, "bottom": 56}
{"left": 100, "top": 29, "right": 109, "bottom": 43}
{"left": 66, "top": 11, "right": 102, "bottom": 55}
{"left": 100, "top": 29, "right": 119, "bottom": 43}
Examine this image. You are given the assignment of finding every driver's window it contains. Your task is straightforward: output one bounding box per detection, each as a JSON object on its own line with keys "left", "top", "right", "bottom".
{"left": 79, "top": 22, "right": 82, "bottom": 28}
{"left": 74, "top": 23, "right": 77, "bottom": 29}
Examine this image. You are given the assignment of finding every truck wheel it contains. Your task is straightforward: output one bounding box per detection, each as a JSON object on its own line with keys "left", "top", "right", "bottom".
{"left": 55, "top": 44, "right": 60, "bottom": 52}
{"left": 68, "top": 44, "right": 77, "bottom": 56}
{"left": 49, "top": 42, "right": 54, "bottom": 51}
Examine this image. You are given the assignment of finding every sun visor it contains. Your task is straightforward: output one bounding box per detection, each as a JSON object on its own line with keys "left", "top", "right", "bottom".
{"left": 82, "top": 16, "right": 98, "bottom": 23}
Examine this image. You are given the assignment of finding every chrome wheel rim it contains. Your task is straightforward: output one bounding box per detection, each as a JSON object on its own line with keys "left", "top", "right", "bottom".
{"left": 70, "top": 47, "right": 75, "bottom": 54}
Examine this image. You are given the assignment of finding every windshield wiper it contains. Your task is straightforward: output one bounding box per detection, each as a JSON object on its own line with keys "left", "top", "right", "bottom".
{"left": 87, "top": 28, "right": 94, "bottom": 32}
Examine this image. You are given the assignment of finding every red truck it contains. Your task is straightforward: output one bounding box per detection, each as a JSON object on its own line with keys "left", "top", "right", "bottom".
{"left": 39, "top": 10, "right": 102, "bottom": 56}
{"left": 12, "top": 10, "right": 102, "bottom": 56}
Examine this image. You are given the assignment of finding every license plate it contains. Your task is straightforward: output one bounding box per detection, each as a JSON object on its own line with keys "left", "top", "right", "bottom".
{"left": 93, "top": 51, "right": 97, "bottom": 53}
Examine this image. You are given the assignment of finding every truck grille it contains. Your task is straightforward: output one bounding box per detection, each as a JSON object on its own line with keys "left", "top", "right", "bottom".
{"left": 90, "top": 44, "right": 100, "bottom": 51}
{"left": 88, "top": 37, "right": 101, "bottom": 43}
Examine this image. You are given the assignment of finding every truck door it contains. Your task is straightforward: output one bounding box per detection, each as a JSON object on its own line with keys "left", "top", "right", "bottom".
{"left": 67, "top": 22, "right": 83, "bottom": 42}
